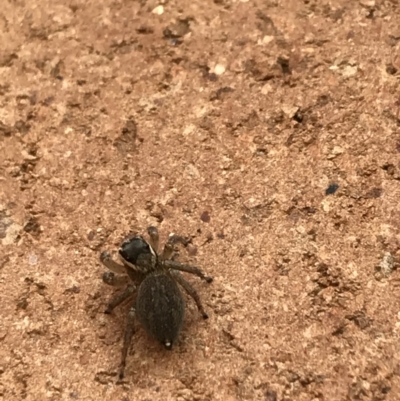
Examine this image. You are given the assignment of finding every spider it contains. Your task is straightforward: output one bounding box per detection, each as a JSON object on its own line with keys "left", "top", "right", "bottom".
{"left": 100, "top": 226, "right": 213, "bottom": 379}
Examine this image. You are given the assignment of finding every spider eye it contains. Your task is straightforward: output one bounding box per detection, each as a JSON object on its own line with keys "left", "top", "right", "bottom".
{"left": 119, "top": 237, "right": 152, "bottom": 265}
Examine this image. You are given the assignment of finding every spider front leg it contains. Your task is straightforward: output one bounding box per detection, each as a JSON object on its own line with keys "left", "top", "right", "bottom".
{"left": 171, "top": 271, "right": 209, "bottom": 319}
{"left": 103, "top": 271, "right": 129, "bottom": 287}
{"left": 147, "top": 226, "right": 160, "bottom": 253}
{"left": 100, "top": 251, "right": 127, "bottom": 274}
{"left": 100, "top": 251, "right": 136, "bottom": 314}
{"left": 164, "top": 259, "right": 213, "bottom": 283}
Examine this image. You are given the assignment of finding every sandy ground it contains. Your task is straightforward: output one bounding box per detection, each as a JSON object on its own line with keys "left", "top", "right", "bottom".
{"left": 1, "top": 0, "right": 400, "bottom": 400}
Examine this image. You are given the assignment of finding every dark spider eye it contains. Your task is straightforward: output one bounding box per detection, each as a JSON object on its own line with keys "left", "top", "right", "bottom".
{"left": 119, "top": 237, "right": 152, "bottom": 265}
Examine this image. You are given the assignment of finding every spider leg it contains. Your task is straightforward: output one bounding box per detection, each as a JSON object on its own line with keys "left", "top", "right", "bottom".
{"left": 171, "top": 271, "right": 209, "bottom": 319}
{"left": 102, "top": 272, "right": 129, "bottom": 287}
{"left": 160, "top": 234, "right": 175, "bottom": 260}
{"left": 164, "top": 260, "right": 213, "bottom": 283}
{"left": 104, "top": 284, "right": 136, "bottom": 314}
{"left": 119, "top": 305, "right": 136, "bottom": 380}
{"left": 100, "top": 251, "right": 127, "bottom": 274}
{"left": 160, "top": 233, "right": 190, "bottom": 260}
{"left": 147, "top": 226, "right": 160, "bottom": 253}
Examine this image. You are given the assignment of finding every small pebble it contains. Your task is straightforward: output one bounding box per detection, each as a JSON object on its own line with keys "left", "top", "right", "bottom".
{"left": 187, "top": 244, "right": 198, "bottom": 256}
{"left": 152, "top": 5, "right": 164, "bottom": 15}
{"left": 326, "top": 183, "right": 339, "bottom": 195}
{"left": 378, "top": 252, "right": 395, "bottom": 278}
{"left": 28, "top": 254, "right": 38, "bottom": 265}
{"left": 342, "top": 65, "right": 357, "bottom": 77}
{"left": 200, "top": 211, "right": 210, "bottom": 223}
{"left": 214, "top": 64, "right": 226, "bottom": 75}
{"left": 70, "top": 285, "right": 80, "bottom": 294}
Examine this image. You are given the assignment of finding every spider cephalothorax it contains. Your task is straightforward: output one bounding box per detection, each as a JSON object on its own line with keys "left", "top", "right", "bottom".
{"left": 118, "top": 236, "right": 157, "bottom": 273}
{"left": 100, "top": 226, "right": 213, "bottom": 379}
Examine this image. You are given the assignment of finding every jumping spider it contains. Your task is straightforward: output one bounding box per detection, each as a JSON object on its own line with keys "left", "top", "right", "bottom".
{"left": 100, "top": 226, "right": 213, "bottom": 379}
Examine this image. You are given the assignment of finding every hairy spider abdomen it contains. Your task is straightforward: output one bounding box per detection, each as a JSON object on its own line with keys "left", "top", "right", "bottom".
{"left": 136, "top": 272, "right": 185, "bottom": 349}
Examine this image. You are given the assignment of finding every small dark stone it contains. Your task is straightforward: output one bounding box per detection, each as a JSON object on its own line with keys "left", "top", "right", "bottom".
{"left": 277, "top": 56, "right": 291, "bottom": 74}
{"left": 51, "top": 60, "right": 65, "bottom": 80}
{"left": 121, "top": 118, "right": 137, "bottom": 136}
{"left": 386, "top": 63, "right": 398, "bottom": 75}
{"left": 317, "top": 94, "right": 331, "bottom": 106}
{"left": 256, "top": 11, "right": 277, "bottom": 35}
{"left": 200, "top": 211, "right": 210, "bottom": 223}
{"left": 265, "top": 390, "right": 277, "bottom": 401}
{"left": 366, "top": 8, "right": 375, "bottom": 19}
{"left": 365, "top": 188, "right": 382, "bottom": 199}
{"left": 64, "top": 285, "right": 80, "bottom": 295}
{"left": 35, "top": 282, "right": 47, "bottom": 291}
{"left": 292, "top": 109, "right": 303, "bottom": 123}
{"left": 16, "top": 297, "right": 29, "bottom": 310}
{"left": 136, "top": 26, "right": 154, "bottom": 34}
{"left": 114, "top": 117, "right": 138, "bottom": 154}
{"left": 163, "top": 18, "right": 191, "bottom": 39}
{"left": 325, "top": 183, "right": 339, "bottom": 195}
{"left": 23, "top": 216, "right": 41, "bottom": 234}
{"left": 346, "top": 311, "right": 372, "bottom": 330}
{"left": 382, "top": 163, "right": 395, "bottom": 175}
{"left": 71, "top": 285, "right": 80, "bottom": 294}
{"left": 210, "top": 86, "right": 234, "bottom": 101}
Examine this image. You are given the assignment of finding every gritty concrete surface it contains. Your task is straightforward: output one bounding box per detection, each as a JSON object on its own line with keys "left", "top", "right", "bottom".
{"left": 1, "top": 0, "right": 400, "bottom": 400}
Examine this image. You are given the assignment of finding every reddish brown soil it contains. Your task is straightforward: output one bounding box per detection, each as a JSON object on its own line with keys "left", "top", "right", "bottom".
{"left": 2, "top": 0, "right": 400, "bottom": 400}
